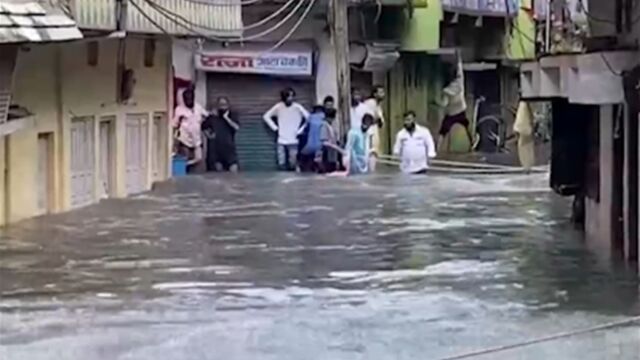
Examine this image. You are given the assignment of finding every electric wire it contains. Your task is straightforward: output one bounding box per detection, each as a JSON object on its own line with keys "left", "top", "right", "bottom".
{"left": 145, "top": 0, "right": 300, "bottom": 32}
{"left": 142, "top": 0, "right": 308, "bottom": 42}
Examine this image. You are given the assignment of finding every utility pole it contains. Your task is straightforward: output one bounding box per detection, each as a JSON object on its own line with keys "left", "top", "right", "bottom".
{"left": 330, "top": 0, "right": 351, "bottom": 135}
{"left": 116, "top": 0, "right": 128, "bottom": 103}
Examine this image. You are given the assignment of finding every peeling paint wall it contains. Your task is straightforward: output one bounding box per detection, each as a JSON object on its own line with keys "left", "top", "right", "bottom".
{"left": 0, "top": 38, "right": 171, "bottom": 225}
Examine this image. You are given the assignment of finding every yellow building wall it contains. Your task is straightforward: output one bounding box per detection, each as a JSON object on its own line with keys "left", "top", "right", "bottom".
{"left": 2, "top": 37, "right": 171, "bottom": 225}
{"left": 506, "top": 0, "right": 536, "bottom": 60}
{"left": 7, "top": 45, "right": 60, "bottom": 223}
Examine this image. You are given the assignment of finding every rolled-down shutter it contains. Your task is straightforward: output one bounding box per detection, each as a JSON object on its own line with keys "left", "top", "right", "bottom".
{"left": 207, "top": 74, "right": 315, "bottom": 171}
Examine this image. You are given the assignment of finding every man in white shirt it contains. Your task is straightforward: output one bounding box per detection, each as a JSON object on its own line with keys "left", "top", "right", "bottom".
{"left": 263, "top": 88, "right": 310, "bottom": 171}
{"left": 172, "top": 87, "right": 208, "bottom": 172}
{"left": 393, "top": 111, "right": 437, "bottom": 174}
{"left": 349, "top": 87, "right": 367, "bottom": 131}
{"left": 362, "top": 85, "right": 385, "bottom": 171}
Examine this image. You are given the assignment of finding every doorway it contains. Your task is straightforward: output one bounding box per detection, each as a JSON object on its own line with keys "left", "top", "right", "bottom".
{"left": 99, "top": 118, "right": 115, "bottom": 198}
{"left": 152, "top": 112, "right": 167, "bottom": 182}
{"left": 36, "top": 132, "right": 54, "bottom": 215}
{"left": 125, "top": 113, "right": 149, "bottom": 195}
{"left": 70, "top": 116, "right": 96, "bottom": 208}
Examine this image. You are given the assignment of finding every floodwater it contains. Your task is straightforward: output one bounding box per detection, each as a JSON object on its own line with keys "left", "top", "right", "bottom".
{"left": 0, "top": 173, "right": 638, "bottom": 360}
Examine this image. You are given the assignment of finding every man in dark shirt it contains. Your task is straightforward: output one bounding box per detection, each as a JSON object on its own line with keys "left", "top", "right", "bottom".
{"left": 202, "top": 97, "right": 240, "bottom": 172}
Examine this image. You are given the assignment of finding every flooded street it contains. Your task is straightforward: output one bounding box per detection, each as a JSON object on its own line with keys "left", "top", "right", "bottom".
{"left": 0, "top": 173, "right": 638, "bottom": 359}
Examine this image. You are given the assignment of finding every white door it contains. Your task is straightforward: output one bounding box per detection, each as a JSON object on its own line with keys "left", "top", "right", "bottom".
{"left": 99, "top": 119, "right": 114, "bottom": 198}
{"left": 36, "top": 133, "right": 53, "bottom": 215}
{"left": 70, "top": 117, "right": 96, "bottom": 208}
{"left": 126, "top": 114, "right": 149, "bottom": 195}
{"left": 152, "top": 112, "right": 167, "bottom": 182}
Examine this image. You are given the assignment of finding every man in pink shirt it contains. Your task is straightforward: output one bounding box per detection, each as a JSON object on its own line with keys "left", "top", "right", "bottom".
{"left": 172, "top": 87, "right": 208, "bottom": 172}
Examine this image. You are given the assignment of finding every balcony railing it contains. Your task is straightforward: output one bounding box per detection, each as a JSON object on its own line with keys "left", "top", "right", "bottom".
{"left": 441, "top": 0, "right": 519, "bottom": 17}
{"left": 71, "top": 0, "right": 242, "bottom": 37}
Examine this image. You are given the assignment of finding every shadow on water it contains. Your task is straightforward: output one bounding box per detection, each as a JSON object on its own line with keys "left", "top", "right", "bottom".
{"left": 0, "top": 172, "right": 638, "bottom": 359}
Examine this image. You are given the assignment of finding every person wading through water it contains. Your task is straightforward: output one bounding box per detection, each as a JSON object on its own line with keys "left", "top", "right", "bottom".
{"left": 345, "top": 114, "right": 375, "bottom": 175}
{"left": 202, "top": 96, "right": 240, "bottom": 172}
{"left": 172, "top": 87, "right": 207, "bottom": 173}
{"left": 320, "top": 107, "right": 341, "bottom": 173}
{"left": 361, "top": 85, "right": 385, "bottom": 171}
{"left": 393, "top": 111, "right": 437, "bottom": 174}
{"left": 263, "top": 88, "right": 309, "bottom": 171}
{"left": 299, "top": 105, "right": 326, "bottom": 172}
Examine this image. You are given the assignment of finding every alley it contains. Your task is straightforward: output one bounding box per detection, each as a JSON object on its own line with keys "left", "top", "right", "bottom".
{"left": 0, "top": 173, "right": 638, "bottom": 359}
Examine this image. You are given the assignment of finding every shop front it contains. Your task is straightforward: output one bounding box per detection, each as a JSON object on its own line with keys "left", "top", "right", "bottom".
{"left": 197, "top": 45, "right": 315, "bottom": 171}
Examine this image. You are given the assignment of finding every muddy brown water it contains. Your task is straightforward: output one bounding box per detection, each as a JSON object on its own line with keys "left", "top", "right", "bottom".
{"left": 0, "top": 173, "right": 638, "bottom": 359}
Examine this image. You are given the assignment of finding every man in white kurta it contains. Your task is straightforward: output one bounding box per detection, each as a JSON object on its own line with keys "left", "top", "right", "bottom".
{"left": 393, "top": 111, "right": 437, "bottom": 174}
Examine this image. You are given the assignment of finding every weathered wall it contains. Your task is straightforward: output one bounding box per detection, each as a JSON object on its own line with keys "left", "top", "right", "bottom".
{"left": 385, "top": 54, "right": 442, "bottom": 154}
{"left": 60, "top": 38, "right": 170, "bottom": 203}
{"left": 1, "top": 37, "right": 171, "bottom": 225}
{"left": 8, "top": 44, "right": 59, "bottom": 222}
{"left": 585, "top": 105, "right": 614, "bottom": 255}
{"left": 401, "top": 1, "right": 441, "bottom": 51}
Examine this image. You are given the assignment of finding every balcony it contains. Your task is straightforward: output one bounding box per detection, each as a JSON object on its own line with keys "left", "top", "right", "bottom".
{"left": 520, "top": 52, "right": 636, "bottom": 104}
{"left": 441, "top": 0, "right": 519, "bottom": 17}
{"left": 71, "top": 0, "right": 242, "bottom": 37}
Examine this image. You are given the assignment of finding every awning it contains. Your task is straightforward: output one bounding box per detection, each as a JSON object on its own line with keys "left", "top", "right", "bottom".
{"left": 0, "top": 1, "right": 82, "bottom": 44}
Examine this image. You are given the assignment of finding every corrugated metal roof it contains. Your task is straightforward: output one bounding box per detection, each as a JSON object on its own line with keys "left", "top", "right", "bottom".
{"left": 72, "top": 0, "right": 242, "bottom": 37}
{"left": 0, "top": 1, "right": 82, "bottom": 43}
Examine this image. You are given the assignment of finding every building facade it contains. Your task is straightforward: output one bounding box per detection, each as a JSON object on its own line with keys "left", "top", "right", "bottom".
{"left": 379, "top": 0, "right": 536, "bottom": 155}
{"left": 0, "top": 0, "right": 242, "bottom": 225}
{"left": 173, "top": 0, "right": 403, "bottom": 171}
{"left": 520, "top": 0, "right": 639, "bottom": 269}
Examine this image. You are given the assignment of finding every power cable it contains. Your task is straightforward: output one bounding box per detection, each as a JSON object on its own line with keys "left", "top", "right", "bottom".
{"left": 142, "top": 0, "right": 308, "bottom": 42}
{"left": 146, "top": 0, "right": 300, "bottom": 32}
{"left": 600, "top": 52, "right": 624, "bottom": 77}
{"left": 188, "top": 0, "right": 262, "bottom": 6}
{"left": 260, "top": 0, "right": 316, "bottom": 53}
{"left": 129, "top": 0, "right": 171, "bottom": 35}
{"left": 437, "top": 315, "right": 640, "bottom": 360}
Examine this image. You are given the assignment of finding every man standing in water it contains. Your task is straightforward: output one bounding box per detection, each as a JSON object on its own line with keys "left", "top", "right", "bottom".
{"left": 172, "top": 87, "right": 208, "bottom": 172}
{"left": 393, "top": 111, "right": 437, "bottom": 174}
{"left": 362, "top": 85, "right": 385, "bottom": 171}
{"left": 263, "top": 88, "right": 309, "bottom": 171}
{"left": 202, "top": 97, "right": 240, "bottom": 172}
{"left": 346, "top": 114, "right": 375, "bottom": 175}
{"left": 349, "top": 88, "right": 367, "bottom": 130}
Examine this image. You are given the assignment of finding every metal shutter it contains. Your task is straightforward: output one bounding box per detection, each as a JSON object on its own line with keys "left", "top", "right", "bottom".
{"left": 207, "top": 74, "right": 315, "bottom": 171}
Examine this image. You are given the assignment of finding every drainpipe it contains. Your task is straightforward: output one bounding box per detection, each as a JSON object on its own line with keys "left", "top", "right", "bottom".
{"left": 116, "top": 0, "right": 128, "bottom": 103}
{"left": 545, "top": 0, "right": 551, "bottom": 53}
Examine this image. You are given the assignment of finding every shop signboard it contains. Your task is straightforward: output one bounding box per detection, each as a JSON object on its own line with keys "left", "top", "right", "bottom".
{"left": 196, "top": 50, "right": 313, "bottom": 76}
{"left": 441, "top": 0, "right": 519, "bottom": 16}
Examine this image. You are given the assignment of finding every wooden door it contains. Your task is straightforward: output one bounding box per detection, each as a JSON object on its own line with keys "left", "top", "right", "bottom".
{"left": 70, "top": 117, "right": 95, "bottom": 208}
{"left": 125, "top": 113, "right": 149, "bottom": 195}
